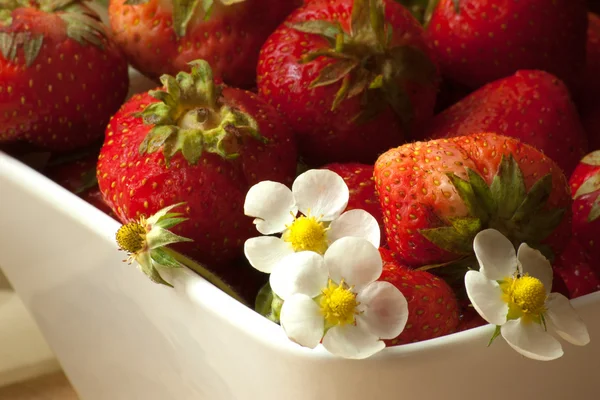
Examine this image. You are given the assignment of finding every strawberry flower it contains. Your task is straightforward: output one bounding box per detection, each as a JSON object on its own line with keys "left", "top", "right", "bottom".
{"left": 243, "top": 169, "right": 381, "bottom": 293}
{"left": 277, "top": 237, "right": 408, "bottom": 359}
{"left": 465, "top": 229, "right": 590, "bottom": 361}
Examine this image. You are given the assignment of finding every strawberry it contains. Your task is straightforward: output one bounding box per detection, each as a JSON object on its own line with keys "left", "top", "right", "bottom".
{"left": 97, "top": 60, "right": 298, "bottom": 266}
{"left": 0, "top": 0, "right": 129, "bottom": 151}
{"left": 426, "top": 0, "right": 588, "bottom": 93}
{"left": 378, "top": 247, "right": 459, "bottom": 345}
{"left": 455, "top": 305, "right": 486, "bottom": 333}
{"left": 257, "top": 0, "right": 440, "bottom": 165}
{"left": 569, "top": 151, "right": 600, "bottom": 261}
{"left": 107, "top": 0, "right": 301, "bottom": 88}
{"left": 44, "top": 151, "right": 116, "bottom": 217}
{"left": 418, "top": 70, "right": 588, "bottom": 177}
{"left": 581, "top": 13, "right": 600, "bottom": 150}
{"left": 374, "top": 133, "right": 572, "bottom": 273}
{"left": 553, "top": 240, "right": 600, "bottom": 299}
{"left": 583, "top": 108, "right": 600, "bottom": 151}
{"left": 321, "top": 162, "right": 386, "bottom": 245}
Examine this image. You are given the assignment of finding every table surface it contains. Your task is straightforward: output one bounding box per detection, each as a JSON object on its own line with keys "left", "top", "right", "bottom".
{"left": 0, "top": 372, "right": 78, "bottom": 399}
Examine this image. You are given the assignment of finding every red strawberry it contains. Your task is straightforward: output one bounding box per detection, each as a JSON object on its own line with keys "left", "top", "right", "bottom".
{"left": 426, "top": 0, "right": 588, "bottom": 92}
{"left": 418, "top": 70, "right": 588, "bottom": 177}
{"left": 379, "top": 248, "right": 459, "bottom": 345}
{"left": 569, "top": 151, "right": 600, "bottom": 261}
{"left": 321, "top": 162, "right": 386, "bottom": 245}
{"left": 257, "top": 0, "right": 440, "bottom": 165}
{"left": 581, "top": 13, "right": 600, "bottom": 150}
{"left": 108, "top": 0, "right": 301, "bottom": 88}
{"left": 97, "top": 60, "right": 298, "bottom": 266}
{"left": 374, "top": 133, "right": 572, "bottom": 271}
{"left": 44, "top": 152, "right": 116, "bottom": 217}
{"left": 455, "top": 305, "right": 486, "bottom": 333}
{"left": 553, "top": 240, "right": 600, "bottom": 299}
{"left": 0, "top": 0, "right": 129, "bottom": 151}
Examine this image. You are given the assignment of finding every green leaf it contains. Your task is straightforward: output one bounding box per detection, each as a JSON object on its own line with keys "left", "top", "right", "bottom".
{"left": 346, "top": 67, "right": 371, "bottom": 99}
{"left": 513, "top": 208, "right": 566, "bottom": 244}
{"left": 388, "top": 45, "right": 438, "bottom": 86}
{"left": 350, "top": 0, "right": 371, "bottom": 37}
{"left": 151, "top": 248, "right": 184, "bottom": 269}
{"left": 490, "top": 155, "right": 527, "bottom": 220}
{"left": 179, "top": 128, "right": 205, "bottom": 164}
{"left": 448, "top": 216, "right": 481, "bottom": 238}
{"left": 155, "top": 217, "right": 189, "bottom": 230}
{"left": 467, "top": 168, "right": 496, "bottom": 216}
{"left": 137, "top": 251, "right": 174, "bottom": 287}
{"left": 380, "top": 72, "right": 413, "bottom": 127}
{"left": 158, "top": 74, "right": 182, "bottom": 103}
{"left": 574, "top": 174, "right": 600, "bottom": 199}
{"left": 0, "top": 32, "right": 15, "bottom": 61}
{"left": 392, "top": 0, "right": 430, "bottom": 24}
{"left": 419, "top": 222, "right": 477, "bottom": 255}
{"left": 124, "top": 0, "right": 150, "bottom": 4}
{"left": 300, "top": 48, "right": 355, "bottom": 64}
{"left": 488, "top": 325, "right": 502, "bottom": 347}
{"left": 589, "top": 197, "right": 600, "bottom": 223}
{"left": 73, "top": 168, "right": 98, "bottom": 194}
{"left": 286, "top": 20, "right": 344, "bottom": 43}
{"left": 369, "top": 0, "right": 387, "bottom": 49}
{"left": 511, "top": 174, "right": 553, "bottom": 223}
{"left": 141, "top": 102, "right": 176, "bottom": 125}
{"left": 255, "top": 282, "right": 275, "bottom": 317}
{"left": 187, "top": 59, "right": 217, "bottom": 108}
{"left": 0, "top": 32, "right": 43, "bottom": 66}
{"left": 309, "top": 59, "right": 359, "bottom": 89}
{"left": 582, "top": 151, "right": 600, "bottom": 166}
{"left": 447, "top": 173, "right": 489, "bottom": 223}
{"left": 172, "top": 0, "right": 201, "bottom": 37}
{"left": 139, "top": 125, "right": 177, "bottom": 155}
{"left": 146, "top": 227, "right": 193, "bottom": 250}
{"left": 201, "top": 0, "right": 214, "bottom": 20}
{"left": 22, "top": 34, "right": 43, "bottom": 67}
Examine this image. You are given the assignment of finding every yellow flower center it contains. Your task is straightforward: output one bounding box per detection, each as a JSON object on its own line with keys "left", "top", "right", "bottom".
{"left": 284, "top": 215, "right": 328, "bottom": 254}
{"left": 501, "top": 274, "right": 547, "bottom": 318}
{"left": 116, "top": 220, "right": 147, "bottom": 254}
{"left": 319, "top": 280, "right": 359, "bottom": 327}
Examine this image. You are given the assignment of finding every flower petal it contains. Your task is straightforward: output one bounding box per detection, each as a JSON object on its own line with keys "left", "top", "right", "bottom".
{"left": 473, "top": 229, "right": 517, "bottom": 280}
{"left": 328, "top": 209, "right": 381, "bottom": 248}
{"left": 356, "top": 281, "right": 408, "bottom": 339}
{"left": 545, "top": 293, "right": 590, "bottom": 346}
{"left": 292, "top": 169, "right": 349, "bottom": 221}
{"left": 244, "top": 236, "right": 294, "bottom": 273}
{"left": 244, "top": 181, "right": 297, "bottom": 235}
{"left": 517, "top": 243, "right": 553, "bottom": 295}
{"left": 269, "top": 251, "right": 328, "bottom": 300}
{"left": 322, "top": 324, "right": 385, "bottom": 359}
{"left": 280, "top": 294, "right": 324, "bottom": 349}
{"left": 324, "top": 237, "right": 382, "bottom": 291}
{"left": 501, "top": 319, "right": 563, "bottom": 361}
{"left": 464, "top": 270, "right": 508, "bottom": 326}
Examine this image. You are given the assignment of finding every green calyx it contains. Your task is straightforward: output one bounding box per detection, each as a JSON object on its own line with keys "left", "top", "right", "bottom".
{"left": 138, "top": 59, "right": 266, "bottom": 166}
{"left": 391, "top": 0, "right": 458, "bottom": 26}
{"left": 0, "top": 32, "right": 43, "bottom": 66}
{"left": 419, "top": 155, "right": 565, "bottom": 266}
{"left": 288, "top": 0, "right": 437, "bottom": 128}
{"left": 573, "top": 151, "right": 600, "bottom": 222}
{"left": 255, "top": 282, "right": 283, "bottom": 323}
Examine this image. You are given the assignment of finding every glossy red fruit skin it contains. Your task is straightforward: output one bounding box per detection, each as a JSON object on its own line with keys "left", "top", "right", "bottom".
{"left": 553, "top": 240, "right": 600, "bottom": 299}
{"left": 321, "top": 163, "right": 386, "bottom": 245}
{"left": 97, "top": 88, "right": 297, "bottom": 266}
{"left": 569, "top": 151, "right": 600, "bottom": 261}
{"left": 419, "top": 70, "right": 588, "bottom": 177}
{"left": 0, "top": 3, "right": 129, "bottom": 151}
{"left": 108, "top": 0, "right": 301, "bottom": 88}
{"left": 257, "top": 0, "right": 439, "bottom": 166}
{"left": 374, "top": 133, "right": 572, "bottom": 267}
{"left": 427, "top": 0, "right": 588, "bottom": 92}
{"left": 379, "top": 248, "right": 459, "bottom": 346}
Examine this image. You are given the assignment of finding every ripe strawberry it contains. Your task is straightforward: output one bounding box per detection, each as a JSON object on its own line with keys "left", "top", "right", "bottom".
{"left": 374, "top": 133, "right": 572, "bottom": 271}
{"left": 108, "top": 0, "right": 301, "bottom": 88}
{"left": 257, "top": 0, "right": 440, "bottom": 165}
{"left": 419, "top": 70, "right": 588, "bottom": 177}
{"left": 426, "top": 0, "right": 588, "bottom": 92}
{"left": 553, "top": 240, "right": 600, "bottom": 299}
{"left": 321, "top": 162, "right": 386, "bottom": 245}
{"left": 0, "top": 0, "right": 129, "bottom": 151}
{"left": 569, "top": 151, "right": 600, "bottom": 261}
{"left": 44, "top": 151, "right": 116, "bottom": 217}
{"left": 581, "top": 13, "right": 600, "bottom": 150}
{"left": 379, "top": 248, "right": 459, "bottom": 345}
{"left": 455, "top": 305, "right": 486, "bottom": 333}
{"left": 97, "top": 60, "right": 297, "bottom": 266}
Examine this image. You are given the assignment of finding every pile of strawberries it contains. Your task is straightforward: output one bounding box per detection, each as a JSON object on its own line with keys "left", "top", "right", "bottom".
{"left": 1, "top": 0, "right": 599, "bottom": 346}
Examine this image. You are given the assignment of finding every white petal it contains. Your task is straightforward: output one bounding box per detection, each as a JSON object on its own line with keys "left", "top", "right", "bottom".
{"left": 292, "top": 169, "right": 349, "bottom": 221}
{"left": 464, "top": 271, "right": 508, "bottom": 326}
{"left": 322, "top": 324, "right": 385, "bottom": 359}
{"left": 473, "top": 229, "right": 517, "bottom": 280}
{"left": 328, "top": 209, "right": 380, "bottom": 248}
{"left": 280, "top": 294, "right": 324, "bottom": 349}
{"left": 545, "top": 293, "right": 590, "bottom": 346}
{"left": 501, "top": 319, "right": 563, "bottom": 361}
{"left": 269, "top": 251, "right": 328, "bottom": 300}
{"left": 244, "top": 236, "right": 294, "bottom": 273}
{"left": 324, "top": 237, "right": 382, "bottom": 291}
{"left": 517, "top": 243, "right": 553, "bottom": 295}
{"left": 356, "top": 281, "right": 408, "bottom": 339}
{"left": 244, "top": 181, "right": 297, "bottom": 235}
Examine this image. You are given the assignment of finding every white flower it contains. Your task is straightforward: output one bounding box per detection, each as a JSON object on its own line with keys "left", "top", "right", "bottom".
{"left": 243, "top": 169, "right": 381, "bottom": 280}
{"left": 465, "top": 229, "right": 590, "bottom": 361}
{"left": 277, "top": 237, "right": 408, "bottom": 359}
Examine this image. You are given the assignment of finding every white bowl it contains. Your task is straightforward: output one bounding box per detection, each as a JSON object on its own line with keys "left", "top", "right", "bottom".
{"left": 1, "top": 148, "right": 599, "bottom": 400}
